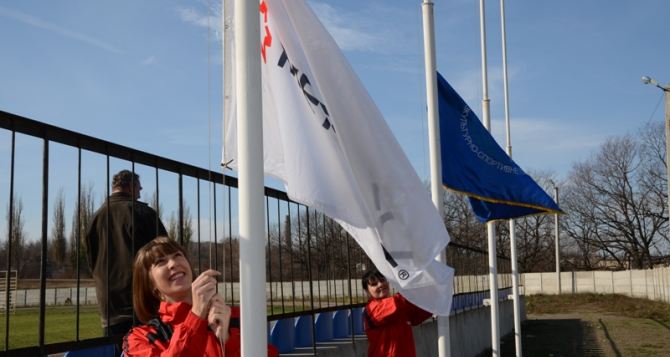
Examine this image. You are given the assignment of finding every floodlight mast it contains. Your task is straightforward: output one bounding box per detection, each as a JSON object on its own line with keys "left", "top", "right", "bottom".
{"left": 641, "top": 75, "right": 670, "bottom": 241}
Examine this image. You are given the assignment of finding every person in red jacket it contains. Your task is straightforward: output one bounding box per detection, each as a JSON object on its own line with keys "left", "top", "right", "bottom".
{"left": 362, "top": 268, "right": 433, "bottom": 357}
{"left": 123, "top": 236, "right": 278, "bottom": 357}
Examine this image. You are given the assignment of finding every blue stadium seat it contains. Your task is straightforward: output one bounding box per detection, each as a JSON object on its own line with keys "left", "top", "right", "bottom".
{"left": 294, "top": 315, "right": 314, "bottom": 347}
{"left": 64, "top": 344, "right": 115, "bottom": 357}
{"left": 315, "top": 312, "right": 333, "bottom": 342}
{"left": 332, "top": 309, "right": 350, "bottom": 338}
{"left": 352, "top": 307, "right": 364, "bottom": 335}
{"left": 270, "top": 318, "right": 296, "bottom": 353}
{"left": 451, "top": 294, "right": 462, "bottom": 311}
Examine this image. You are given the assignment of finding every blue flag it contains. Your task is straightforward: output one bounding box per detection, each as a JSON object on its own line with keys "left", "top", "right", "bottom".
{"left": 437, "top": 72, "right": 561, "bottom": 222}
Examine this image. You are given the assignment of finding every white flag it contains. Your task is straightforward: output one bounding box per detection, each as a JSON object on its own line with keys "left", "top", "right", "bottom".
{"left": 224, "top": 0, "right": 453, "bottom": 315}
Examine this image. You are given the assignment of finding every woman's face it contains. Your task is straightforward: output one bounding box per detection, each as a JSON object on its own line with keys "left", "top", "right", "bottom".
{"left": 150, "top": 251, "right": 193, "bottom": 303}
{"left": 366, "top": 278, "right": 390, "bottom": 299}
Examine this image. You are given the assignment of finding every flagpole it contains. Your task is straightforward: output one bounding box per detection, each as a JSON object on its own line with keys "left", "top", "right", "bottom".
{"left": 421, "top": 1, "right": 451, "bottom": 356}
{"left": 479, "top": 0, "right": 501, "bottom": 355}
{"left": 499, "top": 0, "right": 522, "bottom": 355}
{"left": 234, "top": 0, "right": 267, "bottom": 356}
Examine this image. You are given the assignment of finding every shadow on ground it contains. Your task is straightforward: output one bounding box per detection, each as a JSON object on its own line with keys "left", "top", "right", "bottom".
{"left": 494, "top": 318, "right": 604, "bottom": 357}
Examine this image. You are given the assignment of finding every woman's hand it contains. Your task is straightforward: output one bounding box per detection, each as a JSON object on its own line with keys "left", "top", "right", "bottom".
{"left": 190, "top": 269, "right": 220, "bottom": 319}
{"left": 208, "top": 295, "right": 232, "bottom": 342}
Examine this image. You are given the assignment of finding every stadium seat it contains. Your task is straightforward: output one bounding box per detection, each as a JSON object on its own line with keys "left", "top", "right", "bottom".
{"left": 294, "top": 315, "right": 314, "bottom": 347}
{"left": 332, "top": 309, "right": 350, "bottom": 338}
{"left": 64, "top": 344, "right": 115, "bottom": 357}
{"left": 270, "top": 318, "right": 296, "bottom": 353}
{"left": 314, "top": 312, "right": 333, "bottom": 341}
{"left": 351, "top": 307, "right": 364, "bottom": 335}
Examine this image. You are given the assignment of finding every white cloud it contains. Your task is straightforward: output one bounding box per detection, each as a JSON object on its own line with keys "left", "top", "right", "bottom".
{"left": 141, "top": 56, "right": 156, "bottom": 66}
{"left": 309, "top": 2, "right": 382, "bottom": 52}
{"left": 492, "top": 117, "right": 598, "bottom": 150}
{"left": 486, "top": 116, "right": 605, "bottom": 175}
{"left": 448, "top": 63, "right": 518, "bottom": 109}
{"left": 176, "top": 6, "right": 222, "bottom": 37}
{"left": 0, "top": 6, "right": 123, "bottom": 54}
{"left": 178, "top": 1, "right": 413, "bottom": 57}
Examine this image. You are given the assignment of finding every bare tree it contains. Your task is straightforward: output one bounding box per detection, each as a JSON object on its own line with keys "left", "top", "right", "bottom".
{"left": 562, "top": 123, "right": 668, "bottom": 269}
{"left": 443, "top": 191, "right": 487, "bottom": 249}
{"left": 50, "top": 190, "right": 67, "bottom": 272}
{"left": 69, "top": 183, "right": 96, "bottom": 275}
{"left": 3, "top": 197, "right": 26, "bottom": 274}
{"left": 167, "top": 205, "right": 193, "bottom": 250}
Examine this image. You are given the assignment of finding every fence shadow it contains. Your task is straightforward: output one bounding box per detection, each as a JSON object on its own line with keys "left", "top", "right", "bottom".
{"left": 598, "top": 318, "right": 621, "bottom": 357}
{"left": 499, "top": 318, "right": 605, "bottom": 357}
{"left": 651, "top": 318, "right": 670, "bottom": 331}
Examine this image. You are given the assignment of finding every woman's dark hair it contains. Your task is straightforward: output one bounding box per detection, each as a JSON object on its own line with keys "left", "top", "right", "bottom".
{"left": 361, "top": 268, "right": 387, "bottom": 290}
{"left": 132, "top": 236, "right": 190, "bottom": 324}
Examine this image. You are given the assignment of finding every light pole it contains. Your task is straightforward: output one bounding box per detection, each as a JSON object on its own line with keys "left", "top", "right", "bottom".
{"left": 549, "top": 180, "right": 560, "bottom": 294}
{"left": 642, "top": 75, "right": 670, "bottom": 228}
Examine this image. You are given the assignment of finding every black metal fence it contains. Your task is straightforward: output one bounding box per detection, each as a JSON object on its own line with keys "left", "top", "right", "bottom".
{"left": 0, "top": 110, "right": 511, "bottom": 356}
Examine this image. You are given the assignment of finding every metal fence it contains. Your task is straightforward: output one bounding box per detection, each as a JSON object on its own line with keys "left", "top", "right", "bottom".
{"left": 0, "top": 110, "right": 511, "bottom": 356}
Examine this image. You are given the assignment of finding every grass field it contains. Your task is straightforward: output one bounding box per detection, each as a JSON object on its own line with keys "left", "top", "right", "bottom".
{"left": 0, "top": 305, "right": 103, "bottom": 350}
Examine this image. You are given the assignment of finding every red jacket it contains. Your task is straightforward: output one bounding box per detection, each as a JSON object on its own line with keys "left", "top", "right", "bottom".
{"left": 123, "top": 301, "right": 278, "bottom": 357}
{"left": 364, "top": 293, "right": 432, "bottom": 357}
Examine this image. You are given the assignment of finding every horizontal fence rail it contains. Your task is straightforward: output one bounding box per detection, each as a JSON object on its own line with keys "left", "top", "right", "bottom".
{"left": 0, "top": 110, "right": 512, "bottom": 356}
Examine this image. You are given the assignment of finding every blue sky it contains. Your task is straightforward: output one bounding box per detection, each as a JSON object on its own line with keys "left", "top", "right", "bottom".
{"left": 1, "top": 0, "right": 669, "bottom": 240}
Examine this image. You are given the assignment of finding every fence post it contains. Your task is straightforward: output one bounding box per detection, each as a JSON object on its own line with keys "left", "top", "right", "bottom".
{"left": 645, "top": 269, "right": 649, "bottom": 300}
{"left": 539, "top": 273, "right": 543, "bottom": 294}
{"left": 592, "top": 271, "right": 596, "bottom": 293}
{"left": 655, "top": 269, "right": 659, "bottom": 301}
{"left": 611, "top": 271, "right": 614, "bottom": 294}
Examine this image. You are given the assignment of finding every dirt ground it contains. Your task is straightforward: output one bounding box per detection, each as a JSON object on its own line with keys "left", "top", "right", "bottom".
{"left": 498, "top": 312, "right": 670, "bottom": 356}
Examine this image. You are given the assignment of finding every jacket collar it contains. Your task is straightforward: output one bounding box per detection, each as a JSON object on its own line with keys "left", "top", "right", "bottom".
{"left": 108, "top": 191, "right": 134, "bottom": 202}
{"left": 158, "top": 301, "right": 192, "bottom": 324}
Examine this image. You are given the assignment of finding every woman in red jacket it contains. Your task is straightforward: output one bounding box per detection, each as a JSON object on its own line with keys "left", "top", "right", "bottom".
{"left": 362, "top": 268, "right": 432, "bottom": 357}
{"left": 123, "top": 236, "right": 278, "bottom": 357}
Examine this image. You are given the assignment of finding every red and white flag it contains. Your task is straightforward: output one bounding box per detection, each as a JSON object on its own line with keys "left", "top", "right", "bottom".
{"left": 224, "top": 0, "right": 453, "bottom": 315}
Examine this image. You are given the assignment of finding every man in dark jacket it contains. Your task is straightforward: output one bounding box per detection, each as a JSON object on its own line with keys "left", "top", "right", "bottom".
{"left": 86, "top": 170, "right": 167, "bottom": 341}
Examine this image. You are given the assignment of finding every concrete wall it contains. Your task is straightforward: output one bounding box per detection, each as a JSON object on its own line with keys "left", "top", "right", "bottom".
{"left": 287, "top": 297, "right": 524, "bottom": 357}
{"left": 522, "top": 267, "right": 670, "bottom": 303}
{"left": 414, "top": 298, "right": 524, "bottom": 357}
{"left": 0, "top": 286, "right": 98, "bottom": 308}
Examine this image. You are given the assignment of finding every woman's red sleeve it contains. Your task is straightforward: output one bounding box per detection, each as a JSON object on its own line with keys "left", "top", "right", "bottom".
{"left": 396, "top": 294, "right": 433, "bottom": 325}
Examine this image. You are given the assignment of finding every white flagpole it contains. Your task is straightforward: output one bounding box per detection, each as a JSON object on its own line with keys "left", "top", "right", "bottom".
{"left": 499, "top": 0, "right": 522, "bottom": 356}
{"left": 479, "top": 0, "right": 500, "bottom": 355}
{"left": 421, "top": 1, "right": 451, "bottom": 356}
{"left": 234, "top": 0, "right": 267, "bottom": 356}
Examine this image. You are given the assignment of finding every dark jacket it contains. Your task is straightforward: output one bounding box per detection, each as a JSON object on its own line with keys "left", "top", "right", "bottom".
{"left": 86, "top": 192, "right": 167, "bottom": 328}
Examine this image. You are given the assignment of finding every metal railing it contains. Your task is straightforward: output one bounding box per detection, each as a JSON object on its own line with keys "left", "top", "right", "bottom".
{"left": 0, "top": 110, "right": 511, "bottom": 356}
